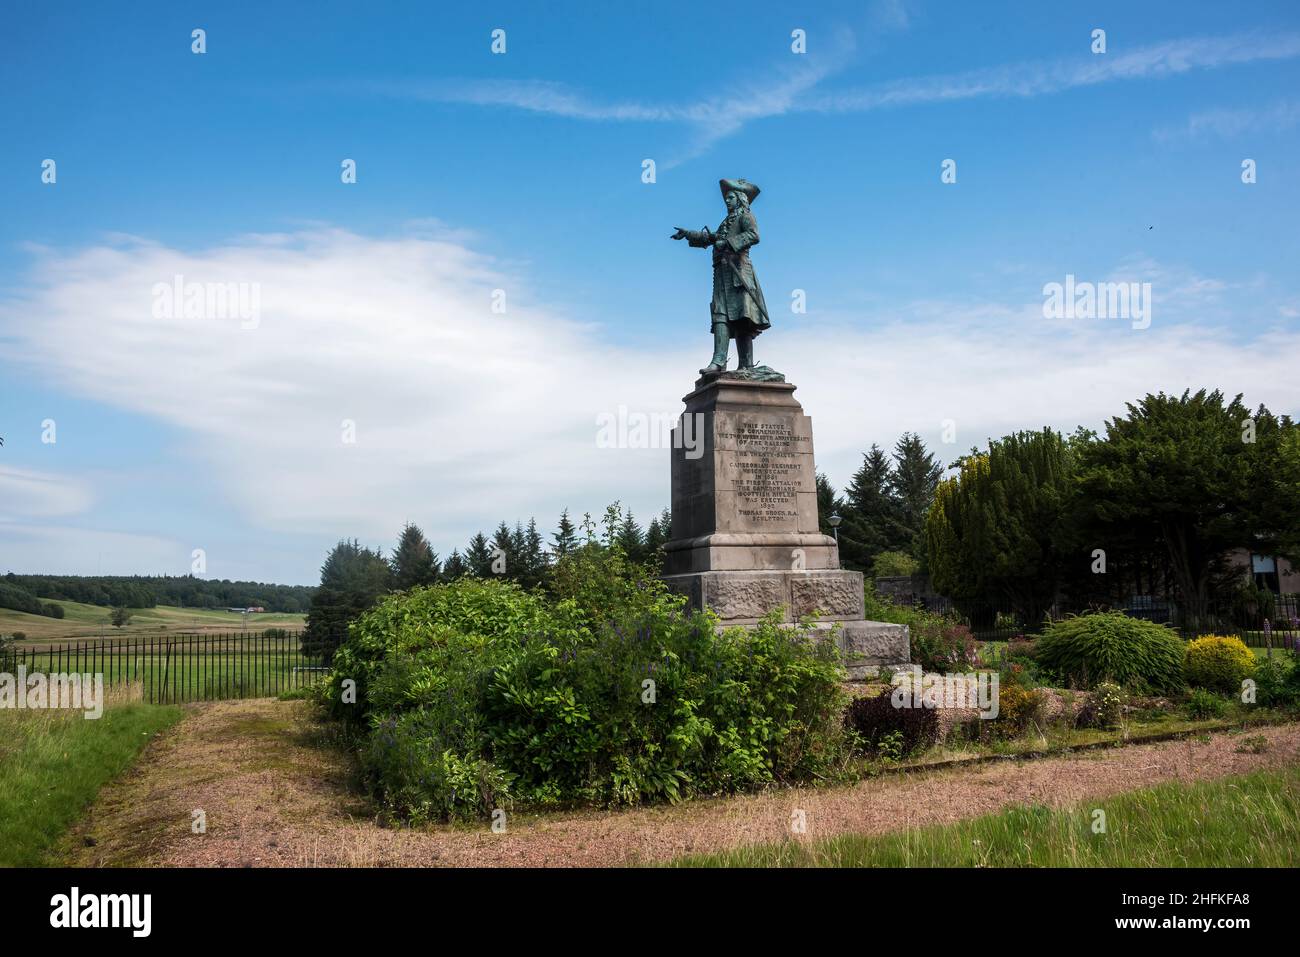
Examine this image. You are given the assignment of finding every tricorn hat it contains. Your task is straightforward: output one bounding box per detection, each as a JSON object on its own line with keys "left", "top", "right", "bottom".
{"left": 719, "top": 178, "right": 760, "bottom": 202}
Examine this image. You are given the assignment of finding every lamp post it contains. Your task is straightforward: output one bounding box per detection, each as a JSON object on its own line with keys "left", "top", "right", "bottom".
{"left": 829, "top": 512, "right": 842, "bottom": 544}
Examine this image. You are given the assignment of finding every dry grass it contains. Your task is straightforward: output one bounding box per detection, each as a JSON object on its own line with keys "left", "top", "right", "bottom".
{"left": 56, "top": 698, "right": 1300, "bottom": 868}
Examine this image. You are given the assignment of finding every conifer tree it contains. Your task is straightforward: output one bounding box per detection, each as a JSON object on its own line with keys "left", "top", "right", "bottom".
{"left": 391, "top": 522, "right": 440, "bottom": 590}
{"left": 553, "top": 508, "right": 578, "bottom": 557}
{"left": 440, "top": 549, "right": 468, "bottom": 581}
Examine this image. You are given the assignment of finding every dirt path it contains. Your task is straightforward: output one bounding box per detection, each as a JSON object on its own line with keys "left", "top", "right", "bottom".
{"left": 61, "top": 700, "right": 1300, "bottom": 868}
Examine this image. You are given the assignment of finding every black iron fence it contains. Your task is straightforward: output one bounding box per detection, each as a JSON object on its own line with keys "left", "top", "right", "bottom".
{"left": 0, "top": 631, "right": 327, "bottom": 704}
{"left": 906, "top": 596, "right": 1300, "bottom": 649}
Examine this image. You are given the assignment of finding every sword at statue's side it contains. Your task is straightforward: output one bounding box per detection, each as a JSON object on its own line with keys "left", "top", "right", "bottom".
{"left": 719, "top": 252, "right": 770, "bottom": 327}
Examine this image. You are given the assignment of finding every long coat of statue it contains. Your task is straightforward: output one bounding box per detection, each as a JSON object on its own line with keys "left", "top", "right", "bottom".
{"left": 683, "top": 200, "right": 771, "bottom": 336}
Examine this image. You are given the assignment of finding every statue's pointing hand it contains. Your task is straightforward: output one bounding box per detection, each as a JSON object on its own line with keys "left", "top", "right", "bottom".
{"left": 670, "top": 227, "right": 688, "bottom": 241}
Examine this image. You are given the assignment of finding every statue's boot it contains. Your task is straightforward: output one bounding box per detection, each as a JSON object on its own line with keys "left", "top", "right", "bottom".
{"left": 699, "top": 321, "right": 729, "bottom": 375}
{"left": 736, "top": 334, "right": 755, "bottom": 369}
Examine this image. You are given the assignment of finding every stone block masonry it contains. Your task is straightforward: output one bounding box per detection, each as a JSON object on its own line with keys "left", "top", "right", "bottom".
{"left": 661, "top": 374, "right": 909, "bottom": 677}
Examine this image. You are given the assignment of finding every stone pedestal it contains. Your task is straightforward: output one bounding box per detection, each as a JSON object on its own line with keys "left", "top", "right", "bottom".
{"left": 661, "top": 374, "right": 910, "bottom": 677}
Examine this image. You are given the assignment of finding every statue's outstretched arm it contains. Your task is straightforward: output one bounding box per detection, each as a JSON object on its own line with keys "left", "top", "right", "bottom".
{"left": 685, "top": 226, "right": 715, "bottom": 248}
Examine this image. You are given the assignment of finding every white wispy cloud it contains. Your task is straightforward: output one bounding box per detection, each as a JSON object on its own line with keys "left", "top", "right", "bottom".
{"left": 1153, "top": 98, "right": 1300, "bottom": 141}
{"left": 0, "top": 466, "right": 94, "bottom": 521}
{"left": 804, "top": 32, "right": 1300, "bottom": 112}
{"left": 368, "top": 27, "right": 858, "bottom": 166}
{"left": 0, "top": 227, "right": 694, "bottom": 554}
{"left": 0, "top": 524, "right": 186, "bottom": 577}
{"left": 2, "top": 227, "right": 1296, "bottom": 578}
{"left": 365, "top": 31, "right": 1300, "bottom": 159}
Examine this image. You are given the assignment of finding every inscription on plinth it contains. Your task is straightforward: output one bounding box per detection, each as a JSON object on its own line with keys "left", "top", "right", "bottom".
{"left": 673, "top": 392, "right": 820, "bottom": 541}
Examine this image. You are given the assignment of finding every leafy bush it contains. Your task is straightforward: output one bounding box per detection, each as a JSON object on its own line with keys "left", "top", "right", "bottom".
{"left": 1034, "top": 612, "right": 1185, "bottom": 691}
{"left": 909, "top": 618, "right": 980, "bottom": 673}
{"left": 1006, "top": 638, "right": 1037, "bottom": 660}
{"left": 323, "top": 546, "right": 853, "bottom": 821}
{"left": 1184, "top": 688, "right": 1228, "bottom": 720}
{"left": 1252, "top": 652, "right": 1300, "bottom": 708}
{"left": 995, "top": 639, "right": 1048, "bottom": 689}
{"left": 486, "top": 610, "right": 850, "bottom": 809}
{"left": 861, "top": 584, "right": 981, "bottom": 673}
{"left": 994, "top": 685, "right": 1045, "bottom": 737}
{"left": 843, "top": 687, "right": 939, "bottom": 757}
{"left": 1078, "top": 681, "right": 1125, "bottom": 730}
{"left": 871, "top": 550, "right": 919, "bottom": 579}
{"left": 1184, "top": 635, "right": 1256, "bottom": 693}
{"left": 323, "top": 575, "right": 566, "bottom": 727}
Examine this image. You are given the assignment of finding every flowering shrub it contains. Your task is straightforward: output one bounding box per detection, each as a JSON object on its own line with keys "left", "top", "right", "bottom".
{"left": 994, "top": 685, "right": 1045, "bottom": 737}
{"left": 1077, "top": 681, "right": 1125, "bottom": 729}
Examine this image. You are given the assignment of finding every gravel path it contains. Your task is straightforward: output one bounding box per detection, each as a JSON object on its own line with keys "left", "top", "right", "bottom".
{"left": 61, "top": 699, "right": 1300, "bottom": 868}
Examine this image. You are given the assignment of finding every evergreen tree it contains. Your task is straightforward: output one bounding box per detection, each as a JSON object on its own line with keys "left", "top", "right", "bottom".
{"left": 493, "top": 522, "right": 518, "bottom": 579}
{"left": 521, "top": 517, "right": 548, "bottom": 587}
{"left": 303, "top": 540, "right": 391, "bottom": 660}
{"left": 926, "top": 429, "right": 1075, "bottom": 628}
{"left": 465, "top": 532, "right": 494, "bottom": 577}
{"left": 552, "top": 508, "right": 578, "bottom": 558}
{"left": 1077, "top": 390, "right": 1300, "bottom": 607}
{"left": 616, "top": 510, "right": 644, "bottom": 562}
{"left": 644, "top": 507, "right": 671, "bottom": 551}
{"left": 441, "top": 549, "right": 468, "bottom": 581}
{"left": 891, "top": 432, "right": 944, "bottom": 562}
{"left": 839, "top": 445, "right": 901, "bottom": 571}
{"left": 390, "top": 522, "right": 440, "bottom": 591}
{"left": 815, "top": 473, "right": 843, "bottom": 538}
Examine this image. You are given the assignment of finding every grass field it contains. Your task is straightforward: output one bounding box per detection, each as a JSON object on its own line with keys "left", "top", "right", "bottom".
{"left": 0, "top": 690, "right": 182, "bottom": 866}
{"left": 671, "top": 764, "right": 1300, "bottom": 867}
{"left": 1, "top": 599, "right": 306, "bottom": 641}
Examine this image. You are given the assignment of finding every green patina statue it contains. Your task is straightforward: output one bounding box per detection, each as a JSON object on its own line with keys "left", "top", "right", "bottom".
{"left": 672, "top": 178, "right": 782, "bottom": 381}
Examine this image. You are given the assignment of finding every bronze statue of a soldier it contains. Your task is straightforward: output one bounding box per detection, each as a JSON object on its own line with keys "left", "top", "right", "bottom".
{"left": 672, "top": 178, "right": 775, "bottom": 378}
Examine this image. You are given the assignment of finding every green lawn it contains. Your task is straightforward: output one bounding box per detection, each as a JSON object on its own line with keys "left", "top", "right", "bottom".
{"left": 0, "top": 697, "right": 182, "bottom": 866}
{"left": 1, "top": 600, "right": 305, "bottom": 641}
{"left": 671, "top": 764, "right": 1300, "bottom": 867}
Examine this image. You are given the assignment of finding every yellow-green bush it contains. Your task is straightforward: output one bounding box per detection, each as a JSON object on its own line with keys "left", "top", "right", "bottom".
{"left": 1184, "top": 635, "right": 1256, "bottom": 694}
{"left": 995, "top": 684, "right": 1046, "bottom": 737}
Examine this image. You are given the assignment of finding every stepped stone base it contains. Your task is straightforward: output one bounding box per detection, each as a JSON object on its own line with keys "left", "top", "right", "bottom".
{"left": 662, "top": 569, "right": 910, "bottom": 678}
{"left": 660, "top": 374, "right": 911, "bottom": 678}
{"left": 661, "top": 569, "right": 865, "bottom": 623}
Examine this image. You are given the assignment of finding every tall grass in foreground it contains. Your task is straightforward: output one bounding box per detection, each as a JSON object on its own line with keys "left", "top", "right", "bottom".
{"left": 671, "top": 765, "right": 1300, "bottom": 867}
{"left": 0, "top": 687, "right": 182, "bottom": 866}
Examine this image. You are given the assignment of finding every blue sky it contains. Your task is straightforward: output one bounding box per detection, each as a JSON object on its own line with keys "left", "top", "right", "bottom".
{"left": 2, "top": 0, "right": 1298, "bottom": 585}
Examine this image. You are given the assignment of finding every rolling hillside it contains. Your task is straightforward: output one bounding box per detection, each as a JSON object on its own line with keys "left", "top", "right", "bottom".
{"left": 1, "top": 600, "right": 306, "bottom": 642}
